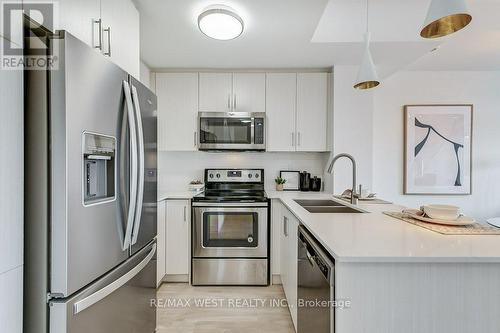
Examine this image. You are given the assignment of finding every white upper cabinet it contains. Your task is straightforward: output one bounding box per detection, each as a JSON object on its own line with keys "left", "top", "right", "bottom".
{"left": 199, "top": 72, "right": 266, "bottom": 113}
{"left": 156, "top": 73, "right": 199, "bottom": 151}
{"left": 232, "top": 73, "right": 266, "bottom": 113}
{"left": 58, "top": 0, "right": 101, "bottom": 48}
{"left": 266, "top": 73, "right": 297, "bottom": 151}
{"left": 199, "top": 73, "right": 232, "bottom": 112}
{"left": 266, "top": 72, "right": 328, "bottom": 152}
{"left": 58, "top": 0, "right": 140, "bottom": 77}
{"left": 296, "top": 73, "right": 328, "bottom": 152}
{"left": 100, "top": 0, "right": 140, "bottom": 78}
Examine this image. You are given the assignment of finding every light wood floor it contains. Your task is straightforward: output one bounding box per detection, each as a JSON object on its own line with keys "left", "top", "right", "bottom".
{"left": 156, "top": 283, "right": 295, "bottom": 333}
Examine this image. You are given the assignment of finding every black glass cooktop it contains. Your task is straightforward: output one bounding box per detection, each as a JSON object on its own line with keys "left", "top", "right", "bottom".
{"left": 192, "top": 190, "right": 268, "bottom": 203}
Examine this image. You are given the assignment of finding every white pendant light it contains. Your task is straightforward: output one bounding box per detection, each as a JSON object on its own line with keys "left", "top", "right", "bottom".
{"left": 198, "top": 5, "right": 244, "bottom": 40}
{"left": 354, "top": 0, "right": 380, "bottom": 90}
{"left": 420, "top": 0, "right": 472, "bottom": 39}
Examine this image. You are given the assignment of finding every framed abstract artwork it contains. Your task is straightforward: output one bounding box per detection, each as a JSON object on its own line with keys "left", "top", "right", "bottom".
{"left": 404, "top": 105, "right": 473, "bottom": 195}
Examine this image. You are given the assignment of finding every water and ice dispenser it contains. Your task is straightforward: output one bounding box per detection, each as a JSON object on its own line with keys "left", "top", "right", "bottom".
{"left": 83, "top": 132, "right": 116, "bottom": 205}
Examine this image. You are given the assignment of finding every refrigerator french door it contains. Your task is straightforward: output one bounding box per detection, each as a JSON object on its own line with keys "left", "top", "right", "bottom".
{"left": 24, "top": 30, "right": 157, "bottom": 333}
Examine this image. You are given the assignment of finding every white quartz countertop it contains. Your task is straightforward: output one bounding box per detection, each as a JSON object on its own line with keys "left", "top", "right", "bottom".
{"left": 269, "top": 191, "right": 500, "bottom": 263}
{"left": 157, "top": 191, "right": 199, "bottom": 201}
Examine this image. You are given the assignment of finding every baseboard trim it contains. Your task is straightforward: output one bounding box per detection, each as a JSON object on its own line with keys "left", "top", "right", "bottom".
{"left": 163, "top": 274, "right": 189, "bottom": 283}
{"left": 271, "top": 274, "right": 282, "bottom": 285}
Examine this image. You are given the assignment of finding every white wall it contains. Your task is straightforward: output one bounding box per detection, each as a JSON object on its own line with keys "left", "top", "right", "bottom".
{"left": 140, "top": 61, "right": 151, "bottom": 88}
{"left": 0, "top": 35, "right": 24, "bottom": 333}
{"left": 372, "top": 71, "right": 500, "bottom": 221}
{"left": 158, "top": 152, "right": 330, "bottom": 193}
{"left": 331, "top": 66, "right": 374, "bottom": 194}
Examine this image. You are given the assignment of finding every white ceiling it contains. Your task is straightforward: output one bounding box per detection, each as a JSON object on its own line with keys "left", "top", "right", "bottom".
{"left": 137, "top": 0, "right": 500, "bottom": 71}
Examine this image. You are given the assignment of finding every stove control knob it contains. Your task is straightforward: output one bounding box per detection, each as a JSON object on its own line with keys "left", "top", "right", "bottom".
{"left": 247, "top": 235, "right": 254, "bottom": 243}
{"left": 255, "top": 173, "right": 259, "bottom": 178}
{"left": 248, "top": 174, "right": 253, "bottom": 178}
{"left": 209, "top": 173, "right": 214, "bottom": 178}
{"left": 216, "top": 173, "right": 220, "bottom": 178}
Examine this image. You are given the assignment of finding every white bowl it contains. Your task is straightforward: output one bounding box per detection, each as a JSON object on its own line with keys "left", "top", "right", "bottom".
{"left": 188, "top": 183, "right": 205, "bottom": 192}
{"left": 423, "top": 204, "right": 460, "bottom": 221}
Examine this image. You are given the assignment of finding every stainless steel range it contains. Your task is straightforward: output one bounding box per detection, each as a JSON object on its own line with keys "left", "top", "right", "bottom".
{"left": 191, "top": 169, "right": 269, "bottom": 286}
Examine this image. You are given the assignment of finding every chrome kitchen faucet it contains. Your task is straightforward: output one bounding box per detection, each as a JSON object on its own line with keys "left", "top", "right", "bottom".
{"left": 327, "top": 153, "right": 358, "bottom": 205}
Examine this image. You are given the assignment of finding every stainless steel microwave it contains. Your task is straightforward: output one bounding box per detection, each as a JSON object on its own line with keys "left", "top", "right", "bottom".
{"left": 198, "top": 112, "right": 266, "bottom": 151}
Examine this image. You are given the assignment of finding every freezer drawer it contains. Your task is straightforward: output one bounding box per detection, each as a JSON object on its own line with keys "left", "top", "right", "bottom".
{"left": 50, "top": 242, "right": 157, "bottom": 333}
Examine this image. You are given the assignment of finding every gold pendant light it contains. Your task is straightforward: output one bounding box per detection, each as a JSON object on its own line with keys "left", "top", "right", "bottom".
{"left": 420, "top": 0, "right": 472, "bottom": 39}
{"left": 353, "top": 0, "right": 380, "bottom": 90}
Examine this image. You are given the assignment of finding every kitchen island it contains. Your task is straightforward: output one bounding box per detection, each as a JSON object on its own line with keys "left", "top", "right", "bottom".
{"left": 268, "top": 191, "right": 500, "bottom": 333}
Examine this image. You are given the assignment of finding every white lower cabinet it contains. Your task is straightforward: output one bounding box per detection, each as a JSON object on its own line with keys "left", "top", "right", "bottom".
{"left": 279, "top": 204, "right": 299, "bottom": 331}
{"left": 165, "top": 200, "right": 190, "bottom": 277}
{"left": 156, "top": 200, "right": 166, "bottom": 286}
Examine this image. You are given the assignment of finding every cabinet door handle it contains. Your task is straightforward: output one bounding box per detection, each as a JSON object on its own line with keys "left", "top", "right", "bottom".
{"left": 298, "top": 132, "right": 301, "bottom": 146}
{"left": 183, "top": 206, "right": 187, "bottom": 222}
{"left": 92, "top": 19, "right": 102, "bottom": 50}
{"left": 283, "top": 216, "right": 288, "bottom": 237}
{"left": 103, "top": 27, "right": 111, "bottom": 56}
{"left": 227, "top": 94, "right": 231, "bottom": 109}
{"left": 233, "top": 94, "right": 236, "bottom": 109}
{"left": 194, "top": 131, "right": 197, "bottom": 147}
{"left": 291, "top": 133, "right": 295, "bottom": 147}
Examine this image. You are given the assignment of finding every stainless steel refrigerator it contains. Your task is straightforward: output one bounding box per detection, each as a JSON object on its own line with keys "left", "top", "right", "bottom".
{"left": 24, "top": 30, "right": 157, "bottom": 333}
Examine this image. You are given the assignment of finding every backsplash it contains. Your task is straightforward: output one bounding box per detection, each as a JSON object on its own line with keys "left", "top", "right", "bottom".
{"left": 158, "top": 151, "right": 331, "bottom": 193}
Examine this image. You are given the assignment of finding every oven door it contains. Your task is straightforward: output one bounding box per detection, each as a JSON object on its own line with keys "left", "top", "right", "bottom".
{"left": 198, "top": 112, "right": 265, "bottom": 150}
{"left": 192, "top": 205, "right": 268, "bottom": 258}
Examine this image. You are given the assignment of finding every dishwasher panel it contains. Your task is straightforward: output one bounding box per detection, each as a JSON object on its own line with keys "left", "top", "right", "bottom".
{"left": 297, "top": 226, "right": 335, "bottom": 333}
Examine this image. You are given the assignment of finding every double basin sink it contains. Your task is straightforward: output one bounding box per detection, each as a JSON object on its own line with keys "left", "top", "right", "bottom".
{"left": 294, "top": 199, "right": 365, "bottom": 214}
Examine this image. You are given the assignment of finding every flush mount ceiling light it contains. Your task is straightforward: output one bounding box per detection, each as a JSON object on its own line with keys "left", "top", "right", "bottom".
{"left": 354, "top": 0, "right": 380, "bottom": 90}
{"left": 420, "top": 0, "right": 472, "bottom": 39}
{"left": 198, "top": 5, "right": 244, "bottom": 40}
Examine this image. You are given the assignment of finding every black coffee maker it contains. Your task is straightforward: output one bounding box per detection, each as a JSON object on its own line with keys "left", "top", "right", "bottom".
{"left": 300, "top": 171, "right": 311, "bottom": 192}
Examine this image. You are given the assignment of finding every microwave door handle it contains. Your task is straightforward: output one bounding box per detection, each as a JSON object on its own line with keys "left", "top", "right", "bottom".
{"left": 130, "top": 85, "right": 145, "bottom": 245}
{"left": 251, "top": 117, "right": 255, "bottom": 145}
{"left": 122, "top": 81, "right": 138, "bottom": 251}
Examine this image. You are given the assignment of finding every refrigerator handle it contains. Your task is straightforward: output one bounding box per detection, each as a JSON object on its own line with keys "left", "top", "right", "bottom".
{"left": 130, "top": 84, "right": 145, "bottom": 245}
{"left": 122, "top": 81, "right": 138, "bottom": 250}
{"left": 73, "top": 244, "right": 156, "bottom": 315}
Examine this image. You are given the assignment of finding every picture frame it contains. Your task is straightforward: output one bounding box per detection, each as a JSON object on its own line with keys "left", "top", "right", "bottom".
{"left": 404, "top": 105, "right": 473, "bottom": 195}
{"left": 279, "top": 171, "right": 300, "bottom": 191}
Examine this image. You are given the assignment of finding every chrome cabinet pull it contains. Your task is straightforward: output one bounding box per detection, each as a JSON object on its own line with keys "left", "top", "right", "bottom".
{"left": 291, "top": 133, "right": 295, "bottom": 147}
{"left": 92, "top": 19, "right": 102, "bottom": 50}
{"left": 227, "top": 94, "right": 231, "bottom": 109}
{"left": 233, "top": 94, "right": 236, "bottom": 109}
{"left": 283, "top": 216, "right": 288, "bottom": 237}
{"left": 103, "top": 27, "right": 111, "bottom": 56}
{"left": 183, "top": 206, "right": 187, "bottom": 222}
{"left": 298, "top": 132, "right": 301, "bottom": 146}
{"left": 194, "top": 131, "right": 197, "bottom": 147}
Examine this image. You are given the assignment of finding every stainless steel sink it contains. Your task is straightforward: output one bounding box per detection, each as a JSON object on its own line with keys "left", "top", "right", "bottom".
{"left": 294, "top": 199, "right": 365, "bottom": 214}
{"left": 294, "top": 199, "right": 345, "bottom": 207}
